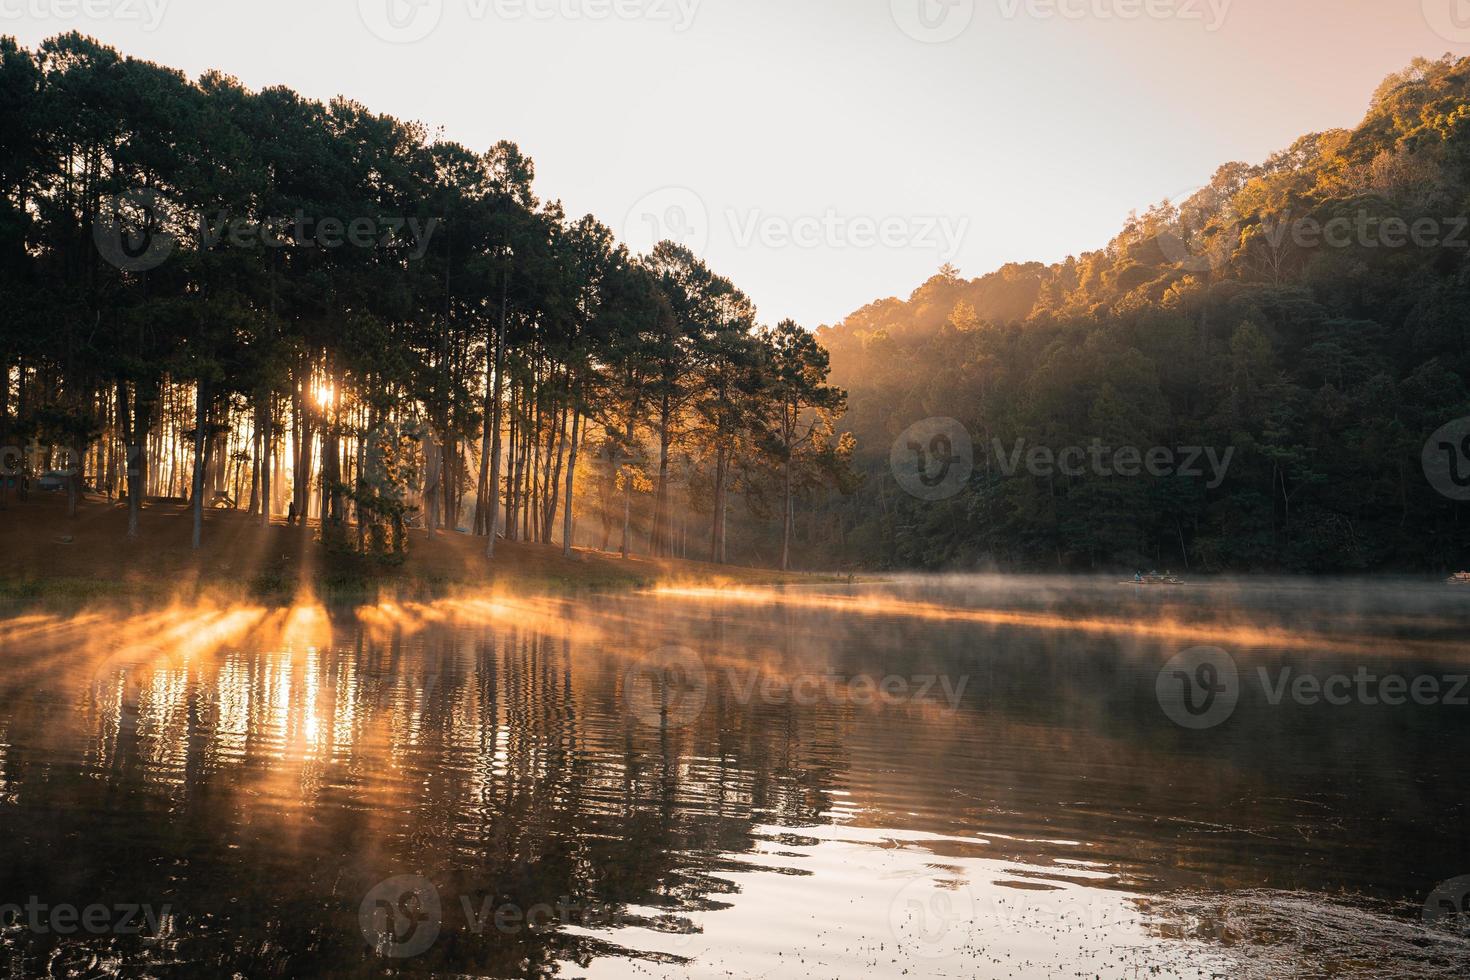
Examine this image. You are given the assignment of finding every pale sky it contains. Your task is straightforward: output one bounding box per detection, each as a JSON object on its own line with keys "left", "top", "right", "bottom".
{"left": 6, "top": 0, "right": 1466, "bottom": 326}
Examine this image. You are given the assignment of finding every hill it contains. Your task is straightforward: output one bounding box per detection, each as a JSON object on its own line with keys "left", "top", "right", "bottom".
{"left": 815, "top": 55, "right": 1470, "bottom": 574}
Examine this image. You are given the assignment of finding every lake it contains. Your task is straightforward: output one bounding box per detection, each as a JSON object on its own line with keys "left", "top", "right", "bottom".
{"left": 0, "top": 577, "right": 1467, "bottom": 977}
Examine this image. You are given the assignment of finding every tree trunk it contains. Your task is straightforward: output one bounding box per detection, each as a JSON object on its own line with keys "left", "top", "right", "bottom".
{"left": 248, "top": 407, "right": 261, "bottom": 516}
{"left": 507, "top": 382, "right": 521, "bottom": 542}
{"left": 562, "top": 406, "right": 581, "bottom": 558}
{"left": 476, "top": 356, "right": 493, "bottom": 537}
{"left": 292, "top": 376, "right": 306, "bottom": 519}
{"left": 423, "top": 432, "right": 440, "bottom": 537}
{"left": 486, "top": 309, "right": 506, "bottom": 558}
{"left": 710, "top": 445, "right": 727, "bottom": 564}
{"left": 126, "top": 378, "right": 157, "bottom": 539}
{"left": 117, "top": 381, "right": 134, "bottom": 532}
{"left": 259, "top": 395, "right": 272, "bottom": 527}
{"left": 65, "top": 436, "right": 79, "bottom": 519}
{"left": 652, "top": 392, "right": 672, "bottom": 556}
{"left": 782, "top": 455, "right": 793, "bottom": 572}
{"left": 619, "top": 421, "right": 635, "bottom": 560}
{"left": 544, "top": 397, "right": 567, "bottom": 544}
{"left": 620, "top": 476, "right": 632, "bottom": 559}
{"left": 190, "top": 381, "right": 208, "bottom": 550}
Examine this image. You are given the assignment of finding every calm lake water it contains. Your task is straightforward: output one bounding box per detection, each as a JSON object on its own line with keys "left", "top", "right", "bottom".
{"left": 1, "top": 577, "right": 1468, "bottom": 978}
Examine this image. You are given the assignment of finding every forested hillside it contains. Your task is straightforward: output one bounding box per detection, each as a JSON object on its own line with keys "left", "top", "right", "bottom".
{"left": 7, "top": 35, "right": 1470, "bottom": 576}
{"left": 818, "top": 55, "right": 1470, "bottom": 573}
{"left": 0, "top": 34, "right": 850, "bottom": 571}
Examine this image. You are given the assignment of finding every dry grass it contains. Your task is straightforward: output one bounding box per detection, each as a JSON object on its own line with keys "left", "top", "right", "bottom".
{"left": 0, "top": 492, "right": 817, "bottom": 602}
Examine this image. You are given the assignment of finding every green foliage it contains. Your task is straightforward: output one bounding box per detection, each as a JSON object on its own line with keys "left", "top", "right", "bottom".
{"left": 818, "top": 55, "right": 1470, "bottom": 573}
{"left": 0, "top": 34, "right": 851, "bottom": 569}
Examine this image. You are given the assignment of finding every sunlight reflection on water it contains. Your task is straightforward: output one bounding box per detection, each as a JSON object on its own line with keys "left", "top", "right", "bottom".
{"left": 0, "top": 577, "right": 1467, "bottom": 977}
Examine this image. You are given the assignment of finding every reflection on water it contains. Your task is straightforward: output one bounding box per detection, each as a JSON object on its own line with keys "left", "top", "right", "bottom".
{"left": 0, "top": 578, "right": 1468, "bottom": 977}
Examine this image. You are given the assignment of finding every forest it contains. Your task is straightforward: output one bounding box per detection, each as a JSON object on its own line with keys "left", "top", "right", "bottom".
{"left": 814, "top": 55, "right": 1470, "bottom": 574}
{"left": 6, "top": 36, "right": 1470, "bottom": 577}
{"left": 0, "top": 33, "right": 851, "bottom": 572}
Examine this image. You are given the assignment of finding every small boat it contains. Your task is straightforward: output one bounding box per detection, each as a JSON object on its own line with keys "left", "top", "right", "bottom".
{"left": 1447, "top": 572, "right": 1470, "bottom": 586}
{"left": 1124, "top": 571, "right": 1185, "bottom": 586}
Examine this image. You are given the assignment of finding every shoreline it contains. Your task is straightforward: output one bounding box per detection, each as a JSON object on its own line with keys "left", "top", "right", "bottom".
{"left": 0, "top": 494, "right": 824, "bottom": 605}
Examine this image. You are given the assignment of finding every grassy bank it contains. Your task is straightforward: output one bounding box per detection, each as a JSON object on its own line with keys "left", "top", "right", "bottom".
{"left": 0, "top": 494, "right": 821, "bottom": 604}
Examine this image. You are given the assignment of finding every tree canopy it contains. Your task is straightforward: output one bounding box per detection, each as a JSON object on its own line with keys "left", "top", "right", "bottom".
{"left": 817, "top": 54, "right": 1470, "bottom": 573}
{"left": 0, "top": 32, "right": 851, "bottom": 570}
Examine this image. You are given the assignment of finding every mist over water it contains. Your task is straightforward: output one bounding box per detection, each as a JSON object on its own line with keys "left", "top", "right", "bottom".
{"left": 0, "top": 578, "right": 1466, "bottom": 977}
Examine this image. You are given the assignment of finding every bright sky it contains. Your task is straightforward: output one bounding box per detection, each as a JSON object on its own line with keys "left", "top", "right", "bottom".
{"left": 6, "top": 0, "right": 1467, "bottom": 326}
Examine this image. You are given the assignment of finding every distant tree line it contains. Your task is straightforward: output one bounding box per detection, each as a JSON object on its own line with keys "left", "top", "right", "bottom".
{"left": 0, "top": 33, "right": 850, "bottom": 570}
{"left": 816, "top": 56, "right": 1470, "bottom": 573}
